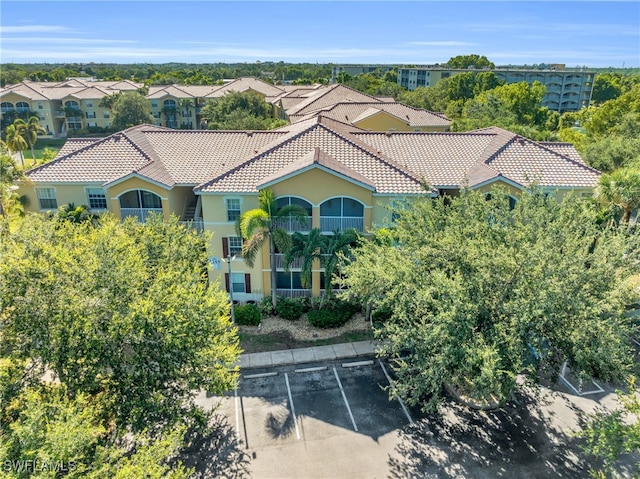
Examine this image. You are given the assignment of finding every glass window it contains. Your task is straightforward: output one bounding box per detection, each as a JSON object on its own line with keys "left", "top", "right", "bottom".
{"left": 228, "top": 236, "right": 243, "bottom": 257}
{"left": 320, "top": 198, "right": 341, "bottom": 217}
{"left": 276, "top": 272, "right": 291, "bottom": 289}
{"left": 140, "top": 190, "right": 162, "bottom": 208}
{"left": 343, "top": 198, "right": 364, "bottom": 217}
{"left": 226, "top": 198, "right": 241, "bottom": 222}
{"left": 87, "top": 188, "right": 107, "bottom": 209}
{"left": 119, "top": 190, "right": 140, "bottom": 208}
{"left": 36, "top": 187, "right": 57, "bottom": 210}
{"left": 231, "top": 273, "right": 246, "bottom": 293}
{"left": 1, "top": 102, "right": 14, "bottom": 112}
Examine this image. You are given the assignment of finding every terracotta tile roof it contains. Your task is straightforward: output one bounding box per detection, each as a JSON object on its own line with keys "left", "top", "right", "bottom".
{"left": 147, "top": 84, "right": 196, "bottom": 99}
{"left": 291, "top": 101, "right": 451, "bottom": 128}
{"left": 55, "top": 137, "right": 105, "bottom": 157}
{"left": 197, "top": 118, "right": 426, "bottom": 194}
{"left": 540, "top": 142, "right": 586, "bottom": 164}
{"left": 284, "top": 84, "right": 383, "bottom": 117}
{"left": 258, "top": 147, "right": 376, "bottom": 190}
{"left": 204, "top": 77, "right": 284, "bottom": 98}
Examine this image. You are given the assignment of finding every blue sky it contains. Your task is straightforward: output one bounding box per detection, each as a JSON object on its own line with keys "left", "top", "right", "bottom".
{"left": 1, "top": 1, "right": 638, "bottom": 67}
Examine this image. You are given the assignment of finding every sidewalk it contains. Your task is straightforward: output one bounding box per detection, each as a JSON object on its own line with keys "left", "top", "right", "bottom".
{"left": 239, "top": 340, "right": 380, "bottom": 369}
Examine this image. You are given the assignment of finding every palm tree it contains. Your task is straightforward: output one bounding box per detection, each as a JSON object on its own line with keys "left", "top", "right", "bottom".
{"left": 597, "top": 168, "right": 640, "bottom": 225}
{"left": 321, "top": 228, "right": 360, "bottom": 299}
{"left": 5, "top": 119, "right": 28, "bottom": 167}
{"left": 284, "top": 228, "right": 325, "bottom": 290}
{"left": 25, "top": 116, "right": 46, "bottom": 162}
{"left": 239, "top": 188, "right": 309, "bottom": 308}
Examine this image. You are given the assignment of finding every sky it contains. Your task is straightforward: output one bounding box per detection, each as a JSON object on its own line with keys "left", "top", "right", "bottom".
{"left": 0, "top": 1, "right": 639, "bottom": 68}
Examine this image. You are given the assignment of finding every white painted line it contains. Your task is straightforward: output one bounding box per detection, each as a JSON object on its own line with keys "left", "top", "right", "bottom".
{"left": 284, "top": 373, "right": 301, "bottom": 440}
{"left": 378, "top": 359, "right": 414, "bottom": 425}
{"left": 295, "top": 366, "right": 328, "bottom": 373}
{"left": 632, "top": 338, "right": 640, "bottom": 347}
{"left": 243, "top": 371, "right": 278, "bottom": 379}
{"left": 333, "top": 367, "right": 358, "bottom": 432}
{"left": 342, "top": 360, "right": 374, "bottom": 368}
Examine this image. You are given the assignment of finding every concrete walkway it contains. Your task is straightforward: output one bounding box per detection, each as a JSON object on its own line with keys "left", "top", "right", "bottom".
{"left": 239, "top": 340, "right": 379, "bottom": 369}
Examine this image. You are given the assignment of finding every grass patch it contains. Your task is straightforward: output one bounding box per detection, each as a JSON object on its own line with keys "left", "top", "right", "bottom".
{"left": 238, "top": 328, "right": 374, "bottom": 354}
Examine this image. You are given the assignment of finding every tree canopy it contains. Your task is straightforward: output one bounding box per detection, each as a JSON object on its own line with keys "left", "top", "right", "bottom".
{"left": 446, "top": 54, "right": 495, "bottom": 70}
{"left": 110, "top": 91, "right": 154, "bottom": 130}
{"left": 201, "top": 91, "right": 286, "bottom": 130}
{"left": 340, "top": 189, "right": 640, "bottom": 411}
{"left": 0, "top": 214, "right": 239, "bottom": 475}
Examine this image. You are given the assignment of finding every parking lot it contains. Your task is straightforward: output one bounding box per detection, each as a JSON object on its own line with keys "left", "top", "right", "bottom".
{"left": 215, "top": 357, "right": 414, "bottom": 478}
{"left": 192, "top": 347, "right": 639, "bottom": 479}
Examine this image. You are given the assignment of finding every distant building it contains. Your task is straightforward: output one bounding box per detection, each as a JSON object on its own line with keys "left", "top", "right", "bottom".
{"left": 331, "top": 65, "right": 396, "bottom": 81}
{"left": 396, "top": 65, "right": 595, "bottom": 113}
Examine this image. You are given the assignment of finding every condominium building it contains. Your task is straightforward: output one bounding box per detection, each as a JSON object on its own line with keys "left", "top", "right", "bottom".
{"left": 19, "top": 117, "right": 599, "bottom": 300}
{"left": 397, "top": 65, "right": 595, "bottom": 113}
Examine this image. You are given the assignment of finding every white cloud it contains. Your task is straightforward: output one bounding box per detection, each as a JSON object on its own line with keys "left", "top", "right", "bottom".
{"left": 406, "top": 41, "right": 479, "bottom": 47}
{"left": 0, "top": 25, "right": 70, "bottom": 34}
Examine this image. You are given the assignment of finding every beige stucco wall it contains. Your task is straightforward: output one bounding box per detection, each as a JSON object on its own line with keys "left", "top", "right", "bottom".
{"left": 354, "top": 113, "right": 448, "bottom": 132}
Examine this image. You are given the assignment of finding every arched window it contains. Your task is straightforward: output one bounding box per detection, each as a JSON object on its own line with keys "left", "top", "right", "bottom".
{"left": 16, "top": 101, "right": 30, "bottom": 112}
{"left": 119, "top": 190, "right": 163, "bottom": 222}
{"left": 163, "top": 99, "right": 177, "bottom": 127}
{"left": 275, "top": 196, "right": 312, "bottom": 232}
{"left": 1, "top": 102, "right": 14, "bottom": 112}
{"left": 320, "top": 197, "right": 364, "bottom": 232}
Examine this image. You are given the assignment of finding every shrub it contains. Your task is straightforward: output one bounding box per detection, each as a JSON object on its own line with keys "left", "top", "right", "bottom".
{"left": 234, "top": 304, "right": 261, "bottom": 326}
{"left": 372, "top": 305, "right": 394, "bottom": 324}
{"left": 307, "top": 299, "right": 360, "bottom": 328}
{"left": 275, "top": 296, "right": 305, "bottom": 321}
{"left": 258, "top": 296, "right": 274, "bottom": 317}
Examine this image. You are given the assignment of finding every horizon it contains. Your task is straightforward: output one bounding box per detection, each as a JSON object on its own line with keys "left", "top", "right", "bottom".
{"left": 1, "top": 1, "right": 639, "bottom": 69}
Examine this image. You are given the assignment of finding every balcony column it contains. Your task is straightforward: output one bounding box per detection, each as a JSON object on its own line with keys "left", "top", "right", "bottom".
{"left": 312, "top": 260, "right": 321, "bottom": 298}
{"left": 312, "top": 205, "right": 320, "bottom": 229}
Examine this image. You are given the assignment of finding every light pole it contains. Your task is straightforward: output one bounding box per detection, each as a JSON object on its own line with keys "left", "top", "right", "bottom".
{"left": 224, "top": 254, "right": 237, "bottom": 325}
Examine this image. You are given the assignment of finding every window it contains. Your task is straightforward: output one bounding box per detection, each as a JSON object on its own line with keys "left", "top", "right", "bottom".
{"left": 103, "top": 111, "right": 110, "bottom": 118}
{"left": 228, "top": 236, "right": 243, "bottom": 257}
{"left": 231, "top": 273, "right": 246, "bottom": 293}
{"left": 1, "top": 102, "right": 14, "bottom": 112}
{"left": 226, "top": 198, "right": 241, "bottom": 222}
{"left": 85, "top": 101, "right": 93, "bottom": 108}
{"left": 87, "top": 188, "right": 107, "bottom": 209}
{"left": 36, "top": 187, "right": 57, "bottom": 210}
{"left": 276, "top": 271, "right": 304, "bottom": 290}
{"left": 16, "top": 101, "right": 29, "bottom": 112}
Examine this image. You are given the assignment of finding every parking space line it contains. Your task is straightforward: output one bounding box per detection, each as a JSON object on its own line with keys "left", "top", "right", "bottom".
{"left": 378, "top": 359, "right": 414, "bottom": 425}
{"left": 333, "top": 367, "right": 358, "bottom": 432}
{"left": 284, "top": 372, "right": 301, "bottom": 440}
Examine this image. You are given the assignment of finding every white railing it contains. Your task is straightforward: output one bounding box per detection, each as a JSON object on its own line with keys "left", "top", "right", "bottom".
{"left": 274, "top": 254, "right": 303, "bottom": 269}
{"left": 320, "top": 216, "right": 364, "bottom": 232}
{"left": 276, "top": 289, "right": 312, "bottom": 298}
{"left": 179, "top": 218, "right": 204, "bottom": 233}
{"left": 273, "top": 216, "right": 312, "bottom": 232}
{"left": 120, "top": 208, "right": 163, "bottom": 222}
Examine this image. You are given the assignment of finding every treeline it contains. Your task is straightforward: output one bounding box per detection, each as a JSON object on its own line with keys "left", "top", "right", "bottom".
{"left": 0, "top": 62, "right": 333, "bottom": 86}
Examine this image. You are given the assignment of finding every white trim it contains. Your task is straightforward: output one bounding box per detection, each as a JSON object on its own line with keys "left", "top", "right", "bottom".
{"left": 113, "top": 188, "right": 168, "bottom": 202}
{"left": 35, "top": 186, "right": 58, "bottom": 211}
{"left": 84, "top": 186, "right": 108, "bottom": 211}
{"left": 258, "top": 164, "right": 376, "bottom": 192}
{"left": 103, "top": 172, "right": 175, "bottom": 190}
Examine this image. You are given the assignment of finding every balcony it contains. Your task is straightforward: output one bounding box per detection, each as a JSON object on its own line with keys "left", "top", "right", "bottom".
{"left": 276, "top": 289, "right": 312, "bottom": 298}
{"left": 55, "top": 110, "right": 66, "bottom": 118}
{"left": 120, "top": 208, "right": 163, "bottom": 222}
{"left": 273, "top": 216, "right": 312, "bottom": 233}
{"left": 320, "top": 216, "right": 364, "bottom": 233}
{"left": 274, "top": 254, "right": 303, "bottom": 270}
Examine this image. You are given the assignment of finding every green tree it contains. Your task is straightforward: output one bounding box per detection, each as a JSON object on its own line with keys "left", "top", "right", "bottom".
{"left": 597, "top": 168, "right": 640, "bottom": 224}
{"left": 239, "top": 188, "right": 308, "bottom": 308}
{"left": 25, "top": 115, "right": 46, "bottom": 161}
{"left": 340, "top": 189, "right": 639, "bottom": 411}
{"left": 446, "top": 54, "right": 495, "bottom": 69}
{"left": 584, "top": 136, "right": 640, "bottom": 172}
{"left": 201, "top": 91, "right": 284, "bottom": 130}
{"left": 5, "top": 119, "right": 28, "bottom": 167}
{"left": 321, "top": 228, "right": 360, "bottom": 299}
{"left": 0, "top": 214, "right": 239, "bottom": 431}
{"left": 580, "top": 378, "right": 640, "bottom": 478}
{"left": 111, "top": 91, "right": 154, "bottom": 130}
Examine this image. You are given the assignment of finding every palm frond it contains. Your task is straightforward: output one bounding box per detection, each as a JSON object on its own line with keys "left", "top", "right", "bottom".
{"left": 239, "top": 209, "right": 269, "bottom": 238}
{"left": 242, "top": 230, "right": 267, "bottom": 267}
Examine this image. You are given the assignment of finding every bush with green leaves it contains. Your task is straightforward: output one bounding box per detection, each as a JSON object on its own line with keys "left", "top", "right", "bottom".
{"left": 275, "top": 296, "right": 305, "bottom": 321}
{"left": 307, "top": 299, "right": 359, "bottom": 328}
{"left": 234, "top": 304, "right": 261, "bottom": 326}
{"left": 258, "top": 296, "right": 274, "bottom": 316}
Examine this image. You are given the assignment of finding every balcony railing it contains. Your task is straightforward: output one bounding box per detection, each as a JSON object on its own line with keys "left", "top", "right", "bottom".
{"left": 178, "top": 218, "right": 204, "bottom": 233}
{"left": 274, "top": 254, "right": 303, "bottom": 269}
{"left": 120, "top": 208, "right": 163, "bottom": 222}
{"left": 320, "top": 216, "right": 364, "bottom": 233}
{"left": 273, "top": 216, "right": 312, "bottom": 233}
{"left": 276, "top": 289, "right": 312, "bottom": 298}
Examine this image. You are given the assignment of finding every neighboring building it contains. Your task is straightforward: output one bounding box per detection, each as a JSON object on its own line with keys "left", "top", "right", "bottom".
{"left": 396, "top": 65, "right": 595, "bottom": 113}
{"left": 270, "top": 83, "right": 450, "bottom": 130}
{"left": 1, "top": 76, "right": 450, "bottom": 135}
{"left": 20, "top": 117, "right": 600, "bottom": 300}
{"left": 331, "top": 65, "right": 396, "bottom": 81}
